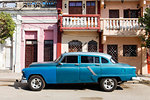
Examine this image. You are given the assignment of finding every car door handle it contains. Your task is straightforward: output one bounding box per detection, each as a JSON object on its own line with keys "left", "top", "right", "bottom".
{"left": 95, "top": 64, "right": 100, "bottom": 66}
{"left": 75, "top": 64, "right": 79, "bottom": 66}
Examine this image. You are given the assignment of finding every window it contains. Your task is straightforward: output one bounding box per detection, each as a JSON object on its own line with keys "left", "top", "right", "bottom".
{"left": 81, "top": 56, "right": 93, "bottom": 63}
{"left": 44, "top": 40, "right": 53, "bottom": 61}
{"left": 69, "top": 1, "right": 82, "bottom": 14}
{"left": 123, "top": 45, "right": 137, "bottom": 57}
{"left": 81, "top": 56, "right": 99, "bottom": 63}
{"left": 86, "top": 1, "right": 96, "bottom": 14}
{"left": 69, "top": 40, "right": 82, "bottom": 52}
{"left": 88, "top": 40, "right": 97, "bottom": 52}
{"left": 101, "top": 57, "right": 109, "bottom": 63}
{"left": 109, "top": 10, "right": 119, "bottom": 18}
{"left": 124, "top": 9, "right": 140, "bottom": 18}
{"left": 61, "top": 56, "right": 78, "bottom": 63}
{"left": 107, "top": 45, "right": 118, "bottom": 61}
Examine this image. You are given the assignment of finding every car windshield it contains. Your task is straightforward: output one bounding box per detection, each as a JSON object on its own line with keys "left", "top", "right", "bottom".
{"left": 110, "top": 57, "right": 118, "bottom": 64}
{"left": 54, "top": 55, "right": 62, "bottom": 63}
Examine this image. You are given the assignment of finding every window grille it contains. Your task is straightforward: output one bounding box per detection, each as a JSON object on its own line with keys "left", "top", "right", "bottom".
{"left": 123, "top": 45, "right": 137, "bottom": 57}
{"left": 69, "top": 40, "right": 82, "bottom": 52}
{"left": 88, "top": 40, "right": 97, "bottom": 52}
{"left": 107, "top": 45, "right": 118, "bottom": 61}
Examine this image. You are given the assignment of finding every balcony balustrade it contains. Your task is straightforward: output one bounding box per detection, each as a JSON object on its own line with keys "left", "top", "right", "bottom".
{"left": 101, "top": 18, "right": 140, "bottom": 31}
{"left": 100, "top": 18, "right": 142, "bottom": 36}
{"left": 61, "top": 15, "right": 100, "bottom": 30}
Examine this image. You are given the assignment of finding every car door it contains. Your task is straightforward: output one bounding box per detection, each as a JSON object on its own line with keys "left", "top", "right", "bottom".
{"left": 79, "top": 55, "right": 100, "bottom": 83}
{"left": 56, "top": 55, "right": 79, "bottom": 83}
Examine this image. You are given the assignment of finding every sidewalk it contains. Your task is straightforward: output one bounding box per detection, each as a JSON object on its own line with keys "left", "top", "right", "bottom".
{"left": 0, "top": 70, "right": 22, "bottom": 81}
{"left": 0, "top": 70, "right": 22, "bottom": 86}
{"left": 137, "top": 74, "right": 150, "bottom": 84}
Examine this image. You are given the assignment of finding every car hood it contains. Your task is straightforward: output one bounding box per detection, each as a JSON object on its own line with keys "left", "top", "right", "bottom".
{"left": 29, "top": 61, "right": 58, "bottom": 67}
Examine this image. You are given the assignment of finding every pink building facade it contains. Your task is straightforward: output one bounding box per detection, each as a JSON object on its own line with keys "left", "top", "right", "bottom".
{"left": 20, "top": 16, "right": 57, "bottom": 68}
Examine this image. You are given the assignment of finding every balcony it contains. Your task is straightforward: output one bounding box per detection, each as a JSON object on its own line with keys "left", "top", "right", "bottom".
{"left": 60, "top": 15, "right": 100, "bottom": 30}
{"left": 100, "top": 18, "right": 142, "bottom": 36}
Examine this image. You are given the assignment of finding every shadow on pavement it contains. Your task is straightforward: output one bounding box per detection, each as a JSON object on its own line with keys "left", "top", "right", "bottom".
{"left": 8, "top": 82, "right": 124, "bottom": 91}
{"left": 8, "top": 81, "right": 29, "bottom": 90}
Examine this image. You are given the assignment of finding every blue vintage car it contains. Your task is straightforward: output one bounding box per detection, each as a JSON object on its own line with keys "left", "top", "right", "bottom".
{"left": 21, "top": 52, "right": 136, "bottom": 92}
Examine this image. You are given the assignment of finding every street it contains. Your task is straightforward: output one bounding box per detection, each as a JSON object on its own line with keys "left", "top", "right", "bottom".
{"left": 0, "top": 81, "right": 150, "bottom": 100}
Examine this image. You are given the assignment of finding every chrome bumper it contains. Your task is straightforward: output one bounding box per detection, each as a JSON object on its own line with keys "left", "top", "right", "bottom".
{"left": 21, "top": 77, "right": 28, "bottom": 84}
{"left": 132, "top": 77, "right": 141, "bottom": 81}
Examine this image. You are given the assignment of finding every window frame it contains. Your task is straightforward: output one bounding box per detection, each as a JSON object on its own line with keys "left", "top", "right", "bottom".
{"left": 79, "top": 55, "right": 100, "bottom": 64}
{"left": 60, "top": 55, "right": 79, "bottom": 64}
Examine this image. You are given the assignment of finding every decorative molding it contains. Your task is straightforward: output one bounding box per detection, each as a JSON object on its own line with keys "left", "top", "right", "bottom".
{"left": 22, "top": 29, "right": 40, "bottom": 42}
{"left": 22, "top": 19, "right": 57, "bottom": 24}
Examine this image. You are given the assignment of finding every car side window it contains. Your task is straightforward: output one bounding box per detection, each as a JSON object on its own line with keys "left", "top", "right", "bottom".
{"left": 61, "top": 56, "right": 78, "bottom": 63}
{"left": 81, "top": 56, "right": 99, "bottom": 63}
{"left": 95, "top": 57, "right": 99, "bottom": 63}
{"left": 101, "top": 57, "right": 109, "bottom": 63}
{"left": 81, "top": 56, "right": 93, "bottom": 63}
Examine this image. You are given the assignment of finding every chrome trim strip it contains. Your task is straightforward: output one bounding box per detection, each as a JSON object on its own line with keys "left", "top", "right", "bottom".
{"left": 87, "top": 66, "right": 97, "bottom": 76}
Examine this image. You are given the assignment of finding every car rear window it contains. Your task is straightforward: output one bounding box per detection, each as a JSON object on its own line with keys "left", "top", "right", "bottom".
{"left": 101, "top": 57, "right": 109, "bottom": 63}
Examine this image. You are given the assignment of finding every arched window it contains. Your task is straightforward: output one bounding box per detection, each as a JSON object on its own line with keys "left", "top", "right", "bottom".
{"left": 88, "top": 40, "right": 97, "bottom": 52}
{"left": 69, "top": 40, "right": 82, "bottom": 52}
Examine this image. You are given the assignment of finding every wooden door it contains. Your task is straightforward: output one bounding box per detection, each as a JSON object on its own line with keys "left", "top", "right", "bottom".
{"left": 86, "top": 1, "right": 96, "bottom": 14}
{"left": 25, "top": 40, "right": 37, "bottom": 68}
{"left": 44, "top": 40, "right": 53, "bottom": 61}
{"left": 69, "top": 1, "right": 82, "bottom": 14}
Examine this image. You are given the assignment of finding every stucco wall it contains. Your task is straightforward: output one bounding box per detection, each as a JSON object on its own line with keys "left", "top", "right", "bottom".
{"left": 0, "top": 39, "right": 12, "bottom": 70}
{"left": 103, "top": 36, "right": 145, "bottom": 74}
{"left": 61, "top": 31, "right": 99, "bottom": 53}
{"left": 101, "top": 1, "right": 139, "bottom": 18}
{"left": 21, "top": 16, "right": 57, "bottom": 69}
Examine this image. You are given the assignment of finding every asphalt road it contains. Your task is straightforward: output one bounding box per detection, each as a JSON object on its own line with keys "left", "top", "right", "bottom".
{"left": 0, "top": 82, "right": 150, "bottom": 100}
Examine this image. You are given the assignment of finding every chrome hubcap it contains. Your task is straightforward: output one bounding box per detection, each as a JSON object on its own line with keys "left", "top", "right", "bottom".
{"left": 103, "top": 79, "right": 114, "bottom": 90}
{"left": 31, "top": 78, "right": 42, "bottom": 89}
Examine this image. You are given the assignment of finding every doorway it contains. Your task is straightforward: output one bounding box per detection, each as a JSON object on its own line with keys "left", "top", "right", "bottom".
{"left": 86, "top": 1, "right": 96, "bottom": 14}
{"left": 25, "top": 40, "right": 37, "bottom": 68}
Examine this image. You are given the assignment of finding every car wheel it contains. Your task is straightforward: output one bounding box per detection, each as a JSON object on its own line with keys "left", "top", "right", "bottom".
{"left": 28, "top": 75, "right": 45, "bottom": 91}
{"left": 99, "top": 78, "right": 117, "bottom": 92}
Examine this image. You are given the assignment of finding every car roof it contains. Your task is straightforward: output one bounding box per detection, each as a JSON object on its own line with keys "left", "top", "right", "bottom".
{"left": 62, "top": 52, "right": 112, "bottom": 59}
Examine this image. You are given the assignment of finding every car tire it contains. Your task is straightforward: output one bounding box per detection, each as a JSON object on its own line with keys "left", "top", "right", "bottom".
{"left": 99, "top": 78, "right": 117, "bottom": 92}
{"left": 28, "top": 75, "right": 45, "bottom": 91}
